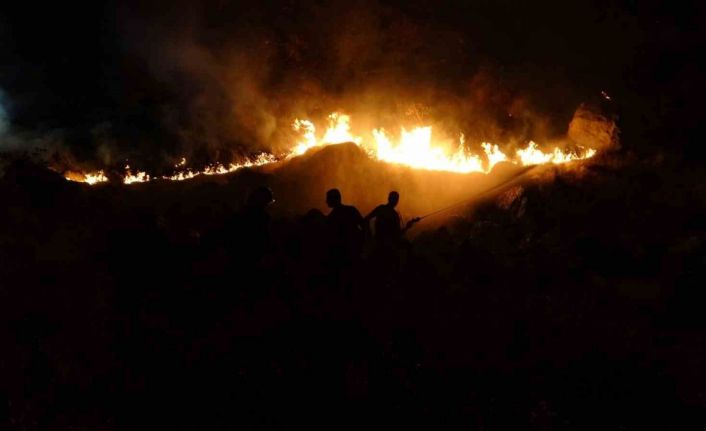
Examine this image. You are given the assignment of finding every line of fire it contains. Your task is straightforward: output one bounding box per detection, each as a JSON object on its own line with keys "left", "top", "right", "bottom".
{"left": 61, "top": 110, "right": 601, "bottom": 185}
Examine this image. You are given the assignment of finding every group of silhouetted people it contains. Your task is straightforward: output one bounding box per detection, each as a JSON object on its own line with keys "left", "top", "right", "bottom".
{"left": 231, "top": 186, "right": 420, "bottom": 274}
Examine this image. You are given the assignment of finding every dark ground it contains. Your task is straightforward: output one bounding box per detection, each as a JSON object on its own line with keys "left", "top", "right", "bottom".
{"left": 2, "top": 146, "right": 706, "bottom": 430}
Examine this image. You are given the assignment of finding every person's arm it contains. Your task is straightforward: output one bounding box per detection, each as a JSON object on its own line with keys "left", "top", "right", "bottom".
{"left": 362, "top": 206, "right": 381, "bottom": 236}
{"left": 363, "top": 206, "right": 381, "bottom": 223}
{"left": 355, "top": 208, "right": 366, "bottom": 231}
{"left": 401, "top": 216, "right": 421, "bottom": 234}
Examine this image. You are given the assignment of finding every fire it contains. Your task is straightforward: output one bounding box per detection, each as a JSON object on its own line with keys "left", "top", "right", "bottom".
{"left": 64, "top": 111, "right": 598, "bottom": 185}
{"left": 482, "top": 143, "right": 508, "bottom": 171}
{"left": 67, "top": 154, "right": 276, "bottom": 185}
{"left": 372, "top": 127, "right": 484, "bottom": 173}
{"left": 123, "top": 165, "right": 150, "bottom": 184}
{"left": 516, "top": 142, "right": 597, "bottom": 165}
{"left": 167, "top": 170, "right": 199, "bottom": 181}
{"left": 291, "top": 112, "right": 598, "bottom": 174}
{"left": 292, "top": 119, "right": 316, "bottom": 155}
{"left": 84, "top": 171, "right": 109, "bottom": 185}
{"left": 292, "top": 113, "right": 361, "bottom": 156}
{"left": 165, "top": 154, "right": 277, "bottom": 181}
{"left": 64, "top": 170, "right": 108, "bottom": 185}
{"left": 321, "top": 113, "right": 361, "bottom": 147}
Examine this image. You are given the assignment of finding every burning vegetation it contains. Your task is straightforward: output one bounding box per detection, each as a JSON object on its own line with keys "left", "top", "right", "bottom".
{"left": 62, "top": 107, "right": 603, "bottom": 185}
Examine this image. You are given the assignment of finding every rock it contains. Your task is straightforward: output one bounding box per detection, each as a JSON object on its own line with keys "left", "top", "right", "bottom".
{"left": 568, "top": 103, "right": 619, "bottom": 151}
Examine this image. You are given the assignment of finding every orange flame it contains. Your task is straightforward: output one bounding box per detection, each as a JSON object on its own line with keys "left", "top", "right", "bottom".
{"left": 291, "top": 112, "right": 597, "bottom": 173}
{"left": 64, "top": 170, "right": 108, "bottom": 185}
{"left": 123, "top": 165, "right": 150, "bottom": 184}
{"left": 65, "top": 111, "right": 598, "bottom": 185}
{"left": 164, "top": 154, "right": 276, "bottom": 181}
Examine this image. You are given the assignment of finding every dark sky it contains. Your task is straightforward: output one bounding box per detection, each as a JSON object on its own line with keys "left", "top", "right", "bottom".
{"left": 0, "top": 0, "right": 703, "bottom": 166}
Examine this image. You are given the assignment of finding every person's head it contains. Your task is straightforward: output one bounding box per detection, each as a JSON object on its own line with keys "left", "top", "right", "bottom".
{"left": 326, "top": 188, "right": 342, "bottom": 208}
{"left": 388, "top": 191, "right": 399, "bottom": 207}
{"left": 247, "top": 186, "right": 275, "bottom": 208}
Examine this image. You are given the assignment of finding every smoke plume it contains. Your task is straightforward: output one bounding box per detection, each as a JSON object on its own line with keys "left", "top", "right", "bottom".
{"left": 2, "top": 0, "right": 656, "bottom": 171}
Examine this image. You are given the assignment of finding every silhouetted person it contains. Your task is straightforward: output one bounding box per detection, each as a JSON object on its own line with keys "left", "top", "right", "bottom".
{"left": 364, "top": 191, "right": 420, "bottom": 273}
{"left": 365, "top": 191, "right": 419, "bottom": 247}
{"left": 325, "top": 188, "right": 364, "bottom": 266}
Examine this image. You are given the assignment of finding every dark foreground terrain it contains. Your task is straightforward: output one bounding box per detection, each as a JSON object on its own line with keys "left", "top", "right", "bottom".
{"left": 2, "top": 146, "right": 706, "bottom": 430}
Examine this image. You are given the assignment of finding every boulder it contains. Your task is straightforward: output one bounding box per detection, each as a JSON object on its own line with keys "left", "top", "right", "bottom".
{"left": 568, "top": 103, "right": 619, "bottom": 151}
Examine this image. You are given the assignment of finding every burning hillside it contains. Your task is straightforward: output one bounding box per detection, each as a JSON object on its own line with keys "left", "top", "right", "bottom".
{"left": 3, "top": 0, "right": 703, "bottom": 428}
{"left": 61, "top": 103, "right": 608, "bottom": 186}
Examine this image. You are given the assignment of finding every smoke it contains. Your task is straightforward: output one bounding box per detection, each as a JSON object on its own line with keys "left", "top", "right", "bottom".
{"left": 3, "top": 0, "right": 631, "bottom": 172}
{"left": 107, "top": 0, "right": 588, "bottom": 168}
{"left": 0, "top": 88, "right": 90, "bottom": 179}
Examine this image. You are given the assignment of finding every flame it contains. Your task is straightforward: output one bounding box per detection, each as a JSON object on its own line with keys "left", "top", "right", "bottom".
{"left": 65, "top": 170, "right": 108, "bottom": 185}
{"left": 482, "top": 143, "right": 508, "bottom": 171}
{"left": 372, "top": 127, "right": 485, "bottom": 173}
{"left": 167, "top": 170, "right": 199, "bottom": 181}
{"left": 292, "top": 119, "right": 317, "bottom": 155}
{"left": 84, "top": 171, "right": 109, "bottom": 185}
{"left": 292, "top": 113, "right": 361, "bottom": 156}
{"left": 123, "top": 165, "right": 150, "bottom": 184}
{"left": 291, "top": 112, "right": 598, "bottom": 174}
{"left": 64, "top": 111, "right": 598, "bottom": 185}
{"left": 516, "top": 142, "right": 596, "bottom": 166}
{"left": 321, "top": 113, "right": 361, "bottom": 146}
{"left": 164, "top": 154, "right": 277, "bottom": 181}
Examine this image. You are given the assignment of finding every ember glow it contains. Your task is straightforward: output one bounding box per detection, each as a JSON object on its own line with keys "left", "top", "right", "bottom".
{"left": 64, "top": 111, "right": 598, "bottom": 185}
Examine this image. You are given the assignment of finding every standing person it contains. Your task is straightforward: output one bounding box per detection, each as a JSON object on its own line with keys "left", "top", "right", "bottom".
{"left": 324, "top": 188, "right": 365, "bottom": 267}
{"left": 364, "top": 191, "right": 420, "bottom": 271}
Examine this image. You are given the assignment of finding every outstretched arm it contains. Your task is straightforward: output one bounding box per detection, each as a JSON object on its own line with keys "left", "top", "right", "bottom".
{"left": 401, "top": 216, "right": 421, "bottom": 234}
